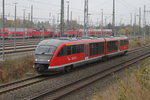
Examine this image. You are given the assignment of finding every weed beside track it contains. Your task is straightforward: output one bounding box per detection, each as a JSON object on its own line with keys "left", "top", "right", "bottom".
{"left": 0, "top": 56, "right": 37, "bottom": 84}
{"left": 92, "top": 57, "right": 150, "bottom": 100}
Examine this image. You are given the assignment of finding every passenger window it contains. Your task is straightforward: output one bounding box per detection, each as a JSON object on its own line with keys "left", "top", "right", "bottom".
{"left": 58, "top": 44, "right": 84, "bottom": 57}
{"left": 67, "top": 46, "right": 72, "bottom": 55}
{"left": 72, "top": 45, "right": 77, "bottom": 54}
{"left": 90, "top": 42, "right": 104, "bottom": 56}
{"left": 107, "top": 41, "right": 118, "bottom": 52}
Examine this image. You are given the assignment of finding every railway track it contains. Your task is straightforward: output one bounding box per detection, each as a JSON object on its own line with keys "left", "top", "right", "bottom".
{"left": 0, "top": 48, "right": 35, "bottom": 55}
{"left": 0, "top": 38, "right": 51, "bottom": 47}
{"left": 0, "top": 39, "right": 48, "bottom": 55}
{"left": 0, "top": 41, "right": 40, "bottom": 47}
{"left": 1, "top": 39, "right": 40, "bottom": 44}
{"left": 128, "top": 45, "right": 150, "bottom": 54}
{"left": 0, "top": 75, "right": 54, "bottom": 95}
{"left": 0, "top": 43, "right": 38, "bottom": 55}
{"left": 3, "top": 38, "right": 43, "bottom": 43}
{"left": 29, "top": 47, "right": 150, "bottom": 100}
{"left": 0, "top": 45, "right": 150, "bottom": 100}
{"left": 0, "top": 45, "right": 36, "bottom": 51}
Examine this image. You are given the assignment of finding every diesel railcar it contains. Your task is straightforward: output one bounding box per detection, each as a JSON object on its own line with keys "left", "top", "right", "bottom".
{"left": 33, "top": 36, "right": 129, "bottom": 74}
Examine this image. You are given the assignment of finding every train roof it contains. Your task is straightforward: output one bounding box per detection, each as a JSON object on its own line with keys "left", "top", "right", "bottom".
{"left": 38, "top": 39, "right": 69, "bottom": 47}
{"left": 38, "top": 36, "right": 128, "bottom": 47}
{"left": 38, "top": 37, "right": 102, "bottom": 46}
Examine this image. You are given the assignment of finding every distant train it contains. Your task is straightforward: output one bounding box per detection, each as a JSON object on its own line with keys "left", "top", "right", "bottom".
{"left": 33, "top": 36, "right": 129, "bottom": 74}
{"left": 0, "top": 29, "right": 112, "bottom": 39}
{"left": 0, "top": 29, "right": 55, "bottom": 38}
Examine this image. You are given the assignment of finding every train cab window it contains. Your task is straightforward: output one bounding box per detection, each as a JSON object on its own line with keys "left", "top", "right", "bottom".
{"left": 35, "top": 45, "right": 56, "bottom": 55}
{"left": 90, "top": 42, "right": 104, "bottom": 56}
{"left": 58, "top": 46, "right": 67, "bottom": 56}
{"left": 120, "top": 40, "right": 129, "bottom": 46}
{"left": 107, "top": 41, "right": 118, "bottom": 52}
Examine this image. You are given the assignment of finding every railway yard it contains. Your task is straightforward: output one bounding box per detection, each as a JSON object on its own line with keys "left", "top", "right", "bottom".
{"left": 1, "top": 0, "right": 150, "bottom": 100}
{"left": 0, "top": 39, "right": 150, "bottom": 100}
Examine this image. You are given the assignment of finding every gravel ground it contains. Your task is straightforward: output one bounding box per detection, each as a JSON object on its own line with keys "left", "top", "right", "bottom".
{"left": 0, "top": 49, "right": 148, "bottom": 100}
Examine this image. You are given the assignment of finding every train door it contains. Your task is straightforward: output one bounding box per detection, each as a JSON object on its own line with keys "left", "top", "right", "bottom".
{"left": 85, "top": 43, "right": 89, "bottom": 60}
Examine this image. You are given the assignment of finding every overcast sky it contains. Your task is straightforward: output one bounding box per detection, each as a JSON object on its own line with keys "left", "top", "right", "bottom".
{"left": 0, "top": 0, "right": 150, "bottom": 26}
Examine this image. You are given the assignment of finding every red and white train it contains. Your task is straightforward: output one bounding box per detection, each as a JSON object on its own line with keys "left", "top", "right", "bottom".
{"left": 33, "top": 36, "right": 129, "bottom": 73}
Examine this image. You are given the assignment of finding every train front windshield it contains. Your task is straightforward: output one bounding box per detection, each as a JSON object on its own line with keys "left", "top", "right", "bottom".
{"left": 35, "top": 45, "right": 56, "bottom": 55}
{"left": 35, "top": 45, "right": 56, "bottom": 64}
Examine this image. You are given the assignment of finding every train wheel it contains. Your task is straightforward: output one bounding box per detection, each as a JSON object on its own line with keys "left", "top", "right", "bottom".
{"left": 123, "top": 51, "right": 127, "bottom": 55}
{"left": 64, "top": 66, "right": 72, "bottom": 72}
{"left": 102, "top": 56, "right": 108, "bottom": 61}
{"left": 60, "top": 66, "right": 71, "bottom": 74}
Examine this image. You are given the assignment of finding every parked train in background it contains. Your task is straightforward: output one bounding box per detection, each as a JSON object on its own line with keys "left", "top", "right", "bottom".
{"left": 0, "top": 28, "right": 55, "bottom": 38}
{"left": 33, "top": 35, "right": 129, "bottom": 74}
{"left": 0, "top": 29, "right": 112, "bottom": 39}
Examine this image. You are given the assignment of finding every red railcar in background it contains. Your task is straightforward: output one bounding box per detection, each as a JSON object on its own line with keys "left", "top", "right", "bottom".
{"left": 1, "top": 28, "right": 112, "bottom": 39}
{"left": 0, "top": 29, "right": 9, "bottom": 38}
{"left": 29, "top": 29, "right": 54, "bottom": 38}
{"left": 64, "top": 30, "right": 83, "bottom": 36}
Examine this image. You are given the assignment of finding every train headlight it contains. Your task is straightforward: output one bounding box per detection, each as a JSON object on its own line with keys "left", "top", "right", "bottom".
{"left": 48, "top": 60, "right": 50, "bottom": 62}
{"left": 35, "top": 59, "right": 38, "bottom": 61}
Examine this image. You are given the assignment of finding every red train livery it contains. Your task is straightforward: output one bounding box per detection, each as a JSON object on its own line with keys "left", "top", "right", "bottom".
{"left": 33, "top": 36, "right": 129, "bottom": 73}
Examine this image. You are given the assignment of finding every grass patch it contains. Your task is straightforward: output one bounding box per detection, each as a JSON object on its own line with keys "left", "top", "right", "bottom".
{"left": 129, "top": 37, "right": 150, "bottom": 49}
{"left": 0, "top": 56, "right": 37, "bottom": 84}
{"left": 92, "top": 57, "right": 150, "bottom": 100}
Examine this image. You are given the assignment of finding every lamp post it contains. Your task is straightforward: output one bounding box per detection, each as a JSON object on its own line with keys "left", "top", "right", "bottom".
{"left": 14, "top": 2, "right": 18, "bottom": 51}
{"left": 112, "top": 0, "right": 115, "bottom": 36}
{"left": 60, "top": 0, "right": 64, "bottom": 37}
{"left": 67, "top": 1, "right": 69, "bottom": 28}
{"left": 2, "top": 0, "right": 5, "bottom": 60}
{"left": 84, "top": 0, "right": 89, "bottom": 36}
{"left": 23, "top": 9, "right": 26, "bottom": 44}
{"left": 101, "top": 9, "right": 104, "bottom": 35}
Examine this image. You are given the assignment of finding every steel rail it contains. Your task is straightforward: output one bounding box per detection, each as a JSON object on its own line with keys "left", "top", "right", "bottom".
{"left": 0, "top": 75, "right": 40, "bottom": 89}
{"left": 0, "top": 75, "right": 52, "bottom": 95}
{"left": 0, "top": 48, "right": 35, "bottom": 55}
{"left": 0, "top": 45, "right": 36, "bottom": 51}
